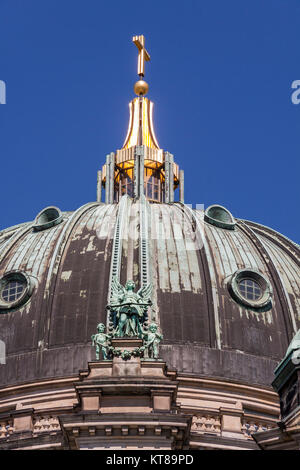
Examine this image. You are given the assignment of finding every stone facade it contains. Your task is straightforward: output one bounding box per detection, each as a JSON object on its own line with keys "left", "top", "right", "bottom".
{"left": 0, "top": 353, "right": 279, "bottom": 449}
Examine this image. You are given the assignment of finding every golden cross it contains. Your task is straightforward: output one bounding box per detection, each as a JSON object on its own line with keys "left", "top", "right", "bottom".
{"left": 132, "top": 35, "right": 150, "bottom": 77}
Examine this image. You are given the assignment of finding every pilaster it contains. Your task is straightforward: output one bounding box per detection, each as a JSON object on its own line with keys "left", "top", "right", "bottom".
{"left": 164, "top": 152, "right": 174, "bottom": 203}
{"left": 105, "top": 152, "right": 115, "bottom": 204}
{"left": 97, "top": 170, "right": 102, "bottom": 203}
{"left": 179, "top": 169, "right": 184, "bottom": 204}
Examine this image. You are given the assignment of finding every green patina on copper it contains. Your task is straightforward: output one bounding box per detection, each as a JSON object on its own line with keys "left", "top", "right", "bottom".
{"left": 107, "top": 278, "right": 152, "bottom": 338}
{"left": 91, "top": 279, "right": 163, "bottom": 361}
{"left": 272, "top": 329, "right": 300, "bottom": 392}
{"left": 143, "top": 322, "right": 163, "bottom": 360}
{"left": 91, "top": 323, "right": 111, "bottom": 360}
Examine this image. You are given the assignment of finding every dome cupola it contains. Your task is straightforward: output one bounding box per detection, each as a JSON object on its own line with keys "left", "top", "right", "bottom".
{"left": 100, "top": 35, "right": 182, "bottom": 204}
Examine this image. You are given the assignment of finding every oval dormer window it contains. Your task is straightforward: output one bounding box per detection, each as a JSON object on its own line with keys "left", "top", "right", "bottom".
{"left": 0, "top": 271, "right": 35, "bottom": 311}
{"left": 228, "top": 268, "right": 272, "bottom": 310}
{"left": 33, "top": 206, "right": 63, "bottom": 232}
{"left": 204, "top": 205, "right": 235, "bottom": 230}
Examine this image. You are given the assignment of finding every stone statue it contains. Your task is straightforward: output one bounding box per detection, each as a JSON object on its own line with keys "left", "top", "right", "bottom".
{"left": 91, "top": 323, "right": 111, "bottom": 360}
{"left": 107, "top": 278, "right": 152, "bottom": 338}
{"left": 143, "top": 322, "right": 163, "bottom": 359}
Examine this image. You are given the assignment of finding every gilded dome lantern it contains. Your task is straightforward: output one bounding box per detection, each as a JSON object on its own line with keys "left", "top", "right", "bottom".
{"left": 100, "top": 35, "right": 181, "bottom": 204}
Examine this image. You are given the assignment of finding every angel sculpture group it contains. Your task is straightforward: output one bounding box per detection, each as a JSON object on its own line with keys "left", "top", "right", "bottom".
{"left": 91, "top": 279, "right": 163, "bottom": 360}
{"left": 107, "top": 278, "right": 152, "bottom": 338}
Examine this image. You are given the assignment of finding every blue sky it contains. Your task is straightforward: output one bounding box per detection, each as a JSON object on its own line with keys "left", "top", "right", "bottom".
{"left": 0, "top": 0, "right": 299, "bottom": 242}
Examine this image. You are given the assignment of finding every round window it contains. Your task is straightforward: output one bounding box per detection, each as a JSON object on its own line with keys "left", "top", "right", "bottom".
{"left": 1, "top": 279, "right": 26, "bottom": 303}
{"left": 0, "top": 272, "right": 35, "bottom": 311}
{"left": 228, "top": 269, "right": 272, "bottom": 309}
{"left": 238, "top": 279, "right": 262, "bottom": 301}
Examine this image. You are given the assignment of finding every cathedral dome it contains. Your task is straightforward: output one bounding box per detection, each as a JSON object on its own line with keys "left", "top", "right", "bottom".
{"left": 1, "top": 35, "right": 299, "bottom": 450}
{"left": 0, "top": 199, "right": 299, "bottom": 389}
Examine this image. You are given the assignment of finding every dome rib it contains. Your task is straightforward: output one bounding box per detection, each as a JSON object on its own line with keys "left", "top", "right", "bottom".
{"left": 0, "top": 201, "right": 299, "bottom": 387}
{"left": 237, "top": 221, "right": 296, "bottom": 345}
{"left": 179, "top": 204, "right": 220, "bottom": 349}
{"left": 43, "top": 202, "right": 101, "bottom": 349}
{"left": 256, "top": 235, "right": 300, "bottom": 333}
{"left": 0, "top": 224, "right": 33, "bottom": 268}
{"left": 244, "top": 220, "right": 300, "bottom": 267}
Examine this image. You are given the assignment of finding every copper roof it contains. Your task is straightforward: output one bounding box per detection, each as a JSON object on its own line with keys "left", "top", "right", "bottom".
{"left": 0, "top": 200, "right": 299, "bottom": 388}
